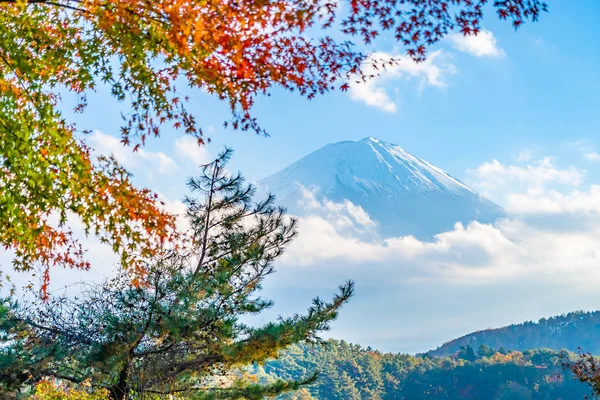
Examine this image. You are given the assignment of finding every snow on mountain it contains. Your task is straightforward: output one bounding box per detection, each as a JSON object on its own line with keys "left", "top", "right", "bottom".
{"left": 259, "top": 137, "right": 504, "bottom": 238}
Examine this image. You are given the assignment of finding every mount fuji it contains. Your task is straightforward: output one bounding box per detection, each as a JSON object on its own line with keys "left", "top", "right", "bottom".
{"left": 259, "top": 137, "right": 504, "bottom": 238}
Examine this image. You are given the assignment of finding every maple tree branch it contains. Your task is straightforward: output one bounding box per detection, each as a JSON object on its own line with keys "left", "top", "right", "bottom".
{"left": 0, "top": 0, "right": 86, "bottom": 12}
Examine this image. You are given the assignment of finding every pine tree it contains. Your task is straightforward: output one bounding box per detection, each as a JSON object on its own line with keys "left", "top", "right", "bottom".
{"left": 334, "top": 372, "right": 361, "bottom": 400}
{"left": 477, "top": 344, "right": 495, "bottom": 358}
{"left": 456, "top": 345, "right": 477, "bottom": 362}
{"left": 0, "top": 149, "right": 354, "bottom": 399}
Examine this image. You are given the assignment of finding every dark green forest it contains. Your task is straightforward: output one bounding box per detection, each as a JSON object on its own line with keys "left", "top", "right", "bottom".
{"left": 253, "top": 340, "right": 591, "bottom": 399}
{"left": 429, "top": 311, "right": 600, "bottom": 357}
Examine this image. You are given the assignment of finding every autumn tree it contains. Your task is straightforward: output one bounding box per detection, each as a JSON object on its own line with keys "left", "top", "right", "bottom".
{"left": 0, "top": 0, "right": 548, "bottom": 292}
{"left": 0, "top": 149, "right": 354, "bottom": 399}
{"left": 564, "top": 350, "right": 600, "bottom": 399}
{"left": 33, "top": 380, "right": 110, "bottom": 400}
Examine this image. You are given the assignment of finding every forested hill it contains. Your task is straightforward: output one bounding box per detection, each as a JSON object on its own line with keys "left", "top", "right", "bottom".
{"left": 255, "top": 341, "right": 590, "bottom": 399}
{"left": 428, "top": 311, "right": 600, "bottom": 358}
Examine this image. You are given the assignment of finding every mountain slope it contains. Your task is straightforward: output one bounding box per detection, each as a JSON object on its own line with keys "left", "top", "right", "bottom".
{"left": 252, "top": 312, "right": 600, "bottom": 399}
{"left": 253, "top": 341, "right": 589, "bottom": 399}
{"left": 260, "top": 137, "right": 504, "bottom": 238}
{"left": 428, "top": 311, "right": 600, "bottom": 357}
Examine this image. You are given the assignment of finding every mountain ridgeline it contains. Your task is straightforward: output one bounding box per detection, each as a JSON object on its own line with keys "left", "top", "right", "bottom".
{"left": 249, "top": 311, "right": 600, "bottom": 399}
{"left": 428, "top": 311, "right": 600, "bottom": 357}
{"left": 260, "top": 137, "right": 504, "bottom": 238}
{"left": 255, "top": 341, "right": 589, "bottom": 400}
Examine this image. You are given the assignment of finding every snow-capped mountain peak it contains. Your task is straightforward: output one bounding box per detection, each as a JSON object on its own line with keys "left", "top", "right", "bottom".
{"left": 358, "top": 136, "right": 476, "bottom": 195}
{"left": 260, "top": 137, "right": 503, "bottom": 238}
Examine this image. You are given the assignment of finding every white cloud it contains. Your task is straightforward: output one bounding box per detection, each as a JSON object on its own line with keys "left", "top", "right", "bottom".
{"left": 88, "top": 131, "right": 177, "bottom": 174}
{"left": 350, "top": 80, "right": 397, "bottom": 113}
{"left": 569, "top": 139, "right": 600, "bottom": 162}
{"left": 515, "top": 150, "right": 533, "bottom": 162}
{"left": 285, "top": 215, "right": 383, "bottom": 265}
{"left": 465, "top": 156, "right": 600, "bottom": 218}
{"left": 284, "top": 188, "right": 517, "bottom": 271}
{"left": 347, "top": 30, "right": 502, "bottom": 112}
{"left": 175, "top": 136, "right": 212, "bottom": 165}
{"left": 447, "top": 30, "right": 505, "bottom": 58}
{"left": 280, "top": 188, "right": 600, "bottom": 291}
{"left": 348, "top": 51, "right": 456, "bottom": 112}
{"left": 468, "top": 157, "right": 584, "bottom": 195}
{"left": 297, "top": 186, "right": 376, "bottom": 230}
{"left": 506, "top": 185, "right": 600, "bottom": 215}
{"left": 152, "top": 153, "right": 178, "bottom": 174}
{"left": 584, "top": 151, "right": 600, "bottom": 162}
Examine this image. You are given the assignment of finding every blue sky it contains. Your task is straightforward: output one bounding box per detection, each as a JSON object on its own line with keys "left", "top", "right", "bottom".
{"left": 7, "top": 1, "right": 600, "bottom": 354}
{"left": 76, "top": 0, "right": 600, "bottom": 187}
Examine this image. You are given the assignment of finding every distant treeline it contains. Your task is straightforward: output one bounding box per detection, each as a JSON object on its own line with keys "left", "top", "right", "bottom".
{"left": 253, "top": 340, "right": 591, "bottom": 399}
{"left": 429, "top": 311, "right": 600, "bottom": 357}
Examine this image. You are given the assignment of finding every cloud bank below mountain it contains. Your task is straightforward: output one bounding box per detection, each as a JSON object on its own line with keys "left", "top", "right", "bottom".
{"left": 257, "top": 153, "right": 600, "bottom": 353}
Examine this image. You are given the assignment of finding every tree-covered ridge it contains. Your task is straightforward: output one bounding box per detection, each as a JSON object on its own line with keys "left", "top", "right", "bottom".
{"left": 428, "top": 311, "right": 600, "bottom": 358}
{"left": 254, "top": 340, "right": 590, "bottom": 400}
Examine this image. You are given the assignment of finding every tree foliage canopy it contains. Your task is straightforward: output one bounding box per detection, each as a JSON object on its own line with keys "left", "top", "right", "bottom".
{"left": 0, "top": 0, "right": 547, "bottom": 292}
{"left": 254, "top": 341, "right": 591, "bottom": 399}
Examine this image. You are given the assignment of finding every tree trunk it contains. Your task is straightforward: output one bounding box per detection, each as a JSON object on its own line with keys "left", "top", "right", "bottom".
{"left": 109, "top": 365, "right": 129, "bottom": 400}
